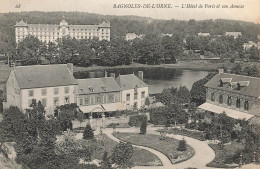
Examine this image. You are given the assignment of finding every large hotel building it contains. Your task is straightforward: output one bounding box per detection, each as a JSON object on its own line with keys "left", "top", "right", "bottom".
{"left": 15, "top": 20, "right": 111, "bottom": 43}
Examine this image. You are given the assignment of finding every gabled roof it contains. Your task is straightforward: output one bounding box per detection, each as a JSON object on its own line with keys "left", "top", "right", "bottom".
{"left": 99, "top": 22, "right": 110, "bottom": 27}
{"left": 77, "top": 77, "right": 120, "bottom": 95}
{"left": 15, "top": 20, "right": 28, "bottom": 27}
{"left": 205, "top": 73, "right": 260, "bottom": 98}
{"left": 13, "top": 64, "right": 77, "bottom": 89}
{"left": 115, "top": 74, "right": 148, "bottom": 90}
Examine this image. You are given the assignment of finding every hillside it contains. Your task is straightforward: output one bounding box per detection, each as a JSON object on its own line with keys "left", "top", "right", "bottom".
{"left": 0, "top": 11, "right": 259, "bottom": 54}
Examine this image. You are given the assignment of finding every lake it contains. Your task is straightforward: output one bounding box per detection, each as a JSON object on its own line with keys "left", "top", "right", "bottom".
{"left": 74, "top": 67, "right": 209, "bottom": 95}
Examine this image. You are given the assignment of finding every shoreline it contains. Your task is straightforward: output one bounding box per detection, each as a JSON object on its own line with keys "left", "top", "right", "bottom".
{"left": 73, "top": 61, "right": 224, "bottom": 73}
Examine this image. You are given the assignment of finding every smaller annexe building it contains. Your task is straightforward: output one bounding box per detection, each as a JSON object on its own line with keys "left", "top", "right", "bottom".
{"left": 116, "top": 73, "right": 149, "bottom": 110}
{"left": 4, "top": 64, "right": 78, "bottom": 115}
{"left": 77, "top": 77, "right": 124, "bottom": 116}
{"left": 199, "top": 72, "right": 260, "bottom": 121}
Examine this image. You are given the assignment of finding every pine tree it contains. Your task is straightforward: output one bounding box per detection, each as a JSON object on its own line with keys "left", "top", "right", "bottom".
{"left": 140, "top": 119, "right": 147, "bottom": 135}
{"left": 83, "top": 124, "right": 94, "bottom": 140}
{"left": 177, "top": 138, "right": 187, "bottom": 151}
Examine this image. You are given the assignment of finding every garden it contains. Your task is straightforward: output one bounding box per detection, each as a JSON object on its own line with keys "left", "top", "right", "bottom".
{"left": 112, "top": 133, "right": 195, "bottom": 164}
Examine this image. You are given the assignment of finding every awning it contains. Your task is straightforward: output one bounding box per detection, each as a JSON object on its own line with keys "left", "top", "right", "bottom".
{"left": 102, "top": 102, "right": 125, "bottom": 112}
{"left": 79, "top": 105, "right": 105, "bottom": 113}
{"left": 198, "top": 103, "right": 254, "bottom": 120}
{"left": 79, "top": 102, "right": 125, "bottom": 113}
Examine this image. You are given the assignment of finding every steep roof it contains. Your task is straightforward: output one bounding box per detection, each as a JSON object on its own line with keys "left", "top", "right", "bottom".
{"left": 15, "top": 20, "right": 28, "bottom": 27}
{"left": 98, "top": 22, "right": 110, "bottom": 27}
{"left": 205, "top": 73, "right": 260, "bottom": 98}
{"left": 13, "top": 64, "right": 77, "bottom": 89}
{"left": 77, "top": 77, "right": 120, "bottom": 95}
{"left": 115, "top": 74, "right": 148, "bottom": 90}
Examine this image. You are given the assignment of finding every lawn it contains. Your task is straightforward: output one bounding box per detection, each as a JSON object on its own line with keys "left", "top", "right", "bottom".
{"left": 157, "top": 128, "right": 206, "bottom": 141}
{"left": 92, "top": 134, "right": 162, "bottom": 166}
{"left": 206, "top": 141, "right": 244, "bottom": 168}
{"left": 112, "top": 133, "right": 195, "bottom": 164}
{"left": 58, "top": 133, "right": 162, "bottom": 167}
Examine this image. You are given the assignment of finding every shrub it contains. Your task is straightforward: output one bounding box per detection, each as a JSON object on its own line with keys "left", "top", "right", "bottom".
{"left": 177, "top": 139, "right": 187, "bottom": 151}
{"left": 83, "top": 124, "right": 94, "bottom": 140}
{"left": 128, "top": 114, "right": 147, "bottom": 127}
{"left": 149, "top": 107, "right": 167, "bottom": 125}
{"left": 140, "top": 119, "right": 147, "bottom": 134}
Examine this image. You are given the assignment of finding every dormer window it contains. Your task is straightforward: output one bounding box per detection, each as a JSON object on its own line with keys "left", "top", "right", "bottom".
{"left": 220, "top": 78, "right": 232, "bottom": 87}
{"left": 89, "top": 86, "right": 94, "bottom": 92}
{"left": 133, "top": 84, "right": 138, "bottom": 92}
{"left": 101, "top": 86, "right": 107, "bottom": 91}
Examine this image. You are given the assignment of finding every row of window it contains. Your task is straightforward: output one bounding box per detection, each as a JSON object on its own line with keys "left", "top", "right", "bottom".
{"left": 28, "top": 87, "right": 70, "bottom": 97}
{"left": 126, "top": 91, "right": 146, "bottom": 101}
{"left": 211, "top": 93, "right": 249, "bottom": 110}
{"left": 79, "top": 94, "right": 119, "bottom": 106}
{"left": 28, "top": 96, "right": 70, "bottom": 107}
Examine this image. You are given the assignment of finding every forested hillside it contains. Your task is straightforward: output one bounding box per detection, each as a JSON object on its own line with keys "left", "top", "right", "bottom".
{"left": 0, "top": 11, "right": 260, "bottom": 54}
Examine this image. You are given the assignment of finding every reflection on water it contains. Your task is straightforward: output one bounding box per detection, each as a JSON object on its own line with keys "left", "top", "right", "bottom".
{"left": 144, "top": 70, "right": 208, "bottom": 94}
{"left": 74, "top": 67, "right": 209, "bottom": 95}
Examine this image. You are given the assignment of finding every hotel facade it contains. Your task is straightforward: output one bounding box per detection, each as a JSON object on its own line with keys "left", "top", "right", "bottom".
{"left": 4, "top": 64, "right": 149, "bottom": 116}
{"left": 15, "top": 20, "right": 111, "bottom": 44}
{"left": 199, "top": 69, "right": 260, "bottom": 121}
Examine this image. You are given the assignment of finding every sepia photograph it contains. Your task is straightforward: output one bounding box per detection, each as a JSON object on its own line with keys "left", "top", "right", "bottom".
{"left": 0, "top": 0, "right": 259, "bottom": 169}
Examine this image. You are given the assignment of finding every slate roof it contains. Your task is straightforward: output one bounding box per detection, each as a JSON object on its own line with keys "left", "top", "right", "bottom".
{"left": 13, "top": 64, "right": 77, "bottom": 89}
{"left": 115, "top": 74, "right": 148, "bottom": 90}
{"left": 77, "top": 77, "right": 120, "bottom": 95}
{"left": 205, "top": 73, "right": 260, "bottom": 98}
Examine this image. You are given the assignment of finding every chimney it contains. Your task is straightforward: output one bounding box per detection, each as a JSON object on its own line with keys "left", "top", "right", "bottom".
{"left": 138, "top": 71, "right": 143, "bottom": 80}
{"left": 218, "top": 68, "right": 224, "bottom": 74}
{"left": 67, "top": 63, "right": 73, "bottom": 74}
{"left": 110, "top": 73, "right": 116, "bottom": 79}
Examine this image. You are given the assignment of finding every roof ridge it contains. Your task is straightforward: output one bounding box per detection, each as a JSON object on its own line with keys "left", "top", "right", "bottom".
{"left": 222, "top": 73, "right": 260, "bottom": 80}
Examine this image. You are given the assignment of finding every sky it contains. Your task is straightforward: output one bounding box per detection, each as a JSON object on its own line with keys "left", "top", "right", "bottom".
{"left": 0, "top": 0, "right": 259, "bottom": 23}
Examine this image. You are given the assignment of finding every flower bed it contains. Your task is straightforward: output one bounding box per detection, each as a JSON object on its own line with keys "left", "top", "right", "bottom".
{"left": 158, "top": 128, "right": 206, "bottom": 141}
{"left": 113, "top": 133, "right": 195, "bottom": 164}
{"left": 206, "top": 141, "right": 244, "bottom": 168}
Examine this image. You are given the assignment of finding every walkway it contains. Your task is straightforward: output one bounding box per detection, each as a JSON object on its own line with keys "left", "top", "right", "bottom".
{"left": 104, "top": 127, "right": 217, "bottom": 169}
{"left": 104, "top": 128, "right": 172, "bottom": 167}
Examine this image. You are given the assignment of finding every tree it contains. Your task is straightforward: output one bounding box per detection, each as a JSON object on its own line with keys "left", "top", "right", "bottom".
{"left": 231, "top": 64, "right": 243, "bottom": 75}
{"left": 233, "top": 123, "right": 242, "bottom": 140}
{"left": 177, "top": 138, "right": 187, "bottom": 151}
{"left": 144, "top": 97, "right": 150, "bottom": 108}
{"left": 16, "top": 35, "right": 42, "bottom": 65}
{"left": 0, "top": 106, "right": 26, "bottom": 142}
{"left": 83, "top": 124, "right": 94, "bottom": 140}
{"left": 111, "top": 141, "right": 134, "bottom": 168}
{"left": 190, "top": 73, "right": 216, "bottom": 106}
{"left": 165, "top": 104, "right": 183, "bottom": 127}
{"left": 140, "top": 119, "right": 147, "bottom": 134}
{"left": 176, "top": 86, "right": 190, "bottom": 105}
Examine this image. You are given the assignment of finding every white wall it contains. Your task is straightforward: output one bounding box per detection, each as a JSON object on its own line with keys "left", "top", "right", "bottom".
{"left": 20, "top": 85, "right": 77, "bottom": 115}
{"left": 121, "top": 87, "right": 148, "bottom": 110}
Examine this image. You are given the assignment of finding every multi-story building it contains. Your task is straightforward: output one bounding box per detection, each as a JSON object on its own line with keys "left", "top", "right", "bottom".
{"left": 243, "top": 41, "right": 257, "bottom": 50}
{"left": 224, "top": 32, "right": 242, "bottom": 39}
{"left": 15, "top": 20, "right": 111, "bottom": 43}
{"left": 4, "top": 64, "right": 78, "bottom": 115}
{"left": 76, "top": 77, "right": 124, "bottom": 115}
{"left": 115, "top": 73, "right": 149, "bottom": 110}
{"left": 125, "top": 33, "right": 144, "bottom": 41}
{"left": 198, "top": 32, "right": 210, "bottom": 37}
{"left": 199, "top": 69, "right": 260, "bottom": 121}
